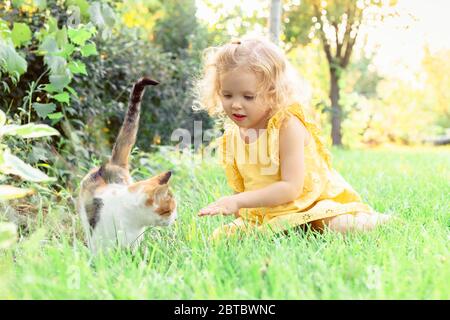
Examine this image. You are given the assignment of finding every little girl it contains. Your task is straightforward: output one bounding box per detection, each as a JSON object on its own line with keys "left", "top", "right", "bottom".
{"left": 196, "top": 37, "right": 391, "bottom": 238}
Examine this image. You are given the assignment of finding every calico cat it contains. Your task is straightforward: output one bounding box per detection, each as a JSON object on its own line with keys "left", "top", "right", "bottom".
{"left": 78, "top": 77, "right": 177, "bottom": 253}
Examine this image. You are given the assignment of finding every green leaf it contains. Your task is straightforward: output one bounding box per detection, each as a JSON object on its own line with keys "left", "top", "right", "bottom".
{"left": 58, "top": 43, "right": 75, "bottom": 59}
{"left": 89, "top": 2, "right": 115, "bottom": 40}
{"left": 55, "top": 27, "right": 68, "bottom": 48}
{"left": 32, "top": 102, "right": 56, "bottom": 119}
{"left": 44, "top": 55, "right": 65, "bottom": 73}
{"left": 0, "top": 38, "right": 27, "bottom": 78}
{"left": 0, "top": 150, "right": 54, "bottom": 182}
{"left": 48, "top": 112, "right": 64, "bottom": 125}
{"left": 49, "top": 71, "right": 72, "bottom": 91}
{"left": 91, "top": 2, "right": 116, "bottom": 28}
{"left": 39, "top": 36, "right": 59, "bottom": 55}
{"left": 0, "top": 185, "right": 34, "bottom": 200}
{"left": 0, "top": 123, "right": 60, "bottom": 138}
{"left": 0, "top": 19, "right": 10, "bottom": 40}
{"left": 80, "top": 42, "right": 97, "bottom": 57}
{"left": 11, "top": 23, "right": 32, "bottom": 47}
{"left": 43, "top": 83, "right": 58, "bottom": 93}
{"left": 51, "top": 28, "right": 75, "bottom": 58}
{"left": 68, "top": 27, "right": 93, "bottom": 46}
{"left": 47, "top": 16, "right": 58, "bottom": 34}
{"left": 47, "top": 112, "right": 63, "bottom": 120}
{"left": 68, "top": 60, "right": 87, "bottom": 75}
{"left": 52, "top": 92, "right": 70, "bottom": 104}
{"left": 66, "top": 0, "right": 90, "bottom": 17}
{"left": 0, "top": 222, "right": 17, "bottom": 249}
{"left": 34, "top": 0, "right": 47, "bottom": 10}
{"left": 0, "top": 109, "right": 5, "bottom": 127}
{"left": 65, "top": 86, "right": 79, "bottom": 99}
{"left": 44, "top": 56, "right": 72, "bottom": 90}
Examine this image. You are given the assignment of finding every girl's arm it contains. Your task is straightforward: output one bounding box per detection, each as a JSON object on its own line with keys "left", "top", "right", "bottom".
{"left": 235, "top": 116, "right": 307, "bottom": 208}
{"left": 199, "top": 116, "right": 308, "bottom": 216}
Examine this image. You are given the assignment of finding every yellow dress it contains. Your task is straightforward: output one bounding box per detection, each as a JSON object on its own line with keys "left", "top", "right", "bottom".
{"left": 214, "top": 103, "right": 374, "bottom": 237}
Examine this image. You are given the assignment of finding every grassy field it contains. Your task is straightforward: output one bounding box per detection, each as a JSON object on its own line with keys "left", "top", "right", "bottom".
{"left": 0, "top": 147, "right": 449, "bottom": 299}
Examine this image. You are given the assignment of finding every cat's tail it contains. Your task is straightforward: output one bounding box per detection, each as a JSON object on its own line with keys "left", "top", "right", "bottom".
{"left": 111, "top": 77, "right": 159, "bottom": 168}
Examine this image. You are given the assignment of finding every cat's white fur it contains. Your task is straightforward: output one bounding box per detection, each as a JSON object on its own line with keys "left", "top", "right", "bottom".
{"left": 79, "top": 183, "right": 177, "bottom": 254}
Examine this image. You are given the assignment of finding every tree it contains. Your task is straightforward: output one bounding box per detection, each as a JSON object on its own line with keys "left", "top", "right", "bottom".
{"left": 153, "top": 0, "right": 201, "bottom": 54}
{"left": 285, "top": 0, "right": 396, "bottom": 145}
{"left": 422, "top": 47, "right": 450, "bottom": 129}
{"left": 269, "top": 0, "right": 282, "bottom": 44}
{"left": 197, "top": 0, "right": 267, "bottom": 45}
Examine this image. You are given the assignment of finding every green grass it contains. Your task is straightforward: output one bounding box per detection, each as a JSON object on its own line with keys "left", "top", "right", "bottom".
{"left": 1, "top": 147, "right": 449, "bottom": 299}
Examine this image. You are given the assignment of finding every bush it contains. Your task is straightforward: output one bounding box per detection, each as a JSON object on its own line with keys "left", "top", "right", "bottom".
{"left": 70, "top": 30, "right": 213, "bottom": 151}
{"left": 1, "top": 0, "right": 214, "bottom": 185}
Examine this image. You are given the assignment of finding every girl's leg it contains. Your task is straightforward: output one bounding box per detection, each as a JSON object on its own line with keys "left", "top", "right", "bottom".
{"left": 309, "top": 212, "right": 392, "bottom": 233}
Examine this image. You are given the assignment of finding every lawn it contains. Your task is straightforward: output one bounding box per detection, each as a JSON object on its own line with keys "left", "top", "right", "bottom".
{"left": 0, "top": 147, "right": 449, "bottom": 299}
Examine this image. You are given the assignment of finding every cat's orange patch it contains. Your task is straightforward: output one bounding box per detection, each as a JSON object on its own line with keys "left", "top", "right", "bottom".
{"left": 128, "top": 179, "right": 159, "bottom": 193}
{"left": 128, "top": 178, "right": 160, "bottom": 207}
{"left": 128, "top": 171, "right": 172, "bottom": 207}
{"left": 155, "top": 198, "right": 176, "bottom": 215}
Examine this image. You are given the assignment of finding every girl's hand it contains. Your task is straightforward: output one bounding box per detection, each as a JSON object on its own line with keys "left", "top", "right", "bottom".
{"left": 198, "top": 196, "right": 240, "bottom": 217}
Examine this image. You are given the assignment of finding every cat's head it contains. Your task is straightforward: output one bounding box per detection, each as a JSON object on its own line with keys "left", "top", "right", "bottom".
{"left": 119, "top": 170, "right": 177, "bottom": 227}
{"left": 78, "top": 166, "right": 176, "bottom": 250}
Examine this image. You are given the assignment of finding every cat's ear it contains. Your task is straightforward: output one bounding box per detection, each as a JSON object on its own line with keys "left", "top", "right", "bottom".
{"left": 158, "top": 171, "right": 172, "bottom": 185}
{"left": 128, "top": 171, "right": 171, "bottom": 192}
{"left": 152, "top": 184, "right": 176, "bottom": 216}
{"left": 149, "top": 184, "right": 170, "bottom": 205}
{"left": 154, "top": 184, "right": 169, "bottom": 202}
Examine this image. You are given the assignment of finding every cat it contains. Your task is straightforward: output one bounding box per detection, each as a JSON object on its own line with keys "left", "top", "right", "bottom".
{"left": 77, "top": 77, "right": 177, "bottom": 253}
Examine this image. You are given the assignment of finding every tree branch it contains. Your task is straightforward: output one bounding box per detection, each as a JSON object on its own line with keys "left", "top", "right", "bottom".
{"left": 313, "top": 3, "right": 333, "bottom": 65}
{"left": 333, "top": 21, "right": 343, "bottom": 59}
{"left": 339, "top": 4, "right": 354, "bottom": 62}
{"left": 341, "top": 5, "right": 362, "bottom": 68}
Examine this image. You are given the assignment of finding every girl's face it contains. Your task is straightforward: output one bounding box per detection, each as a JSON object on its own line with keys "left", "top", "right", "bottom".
{"left": 219, "top": 68, "right": 271, "bottom": 129}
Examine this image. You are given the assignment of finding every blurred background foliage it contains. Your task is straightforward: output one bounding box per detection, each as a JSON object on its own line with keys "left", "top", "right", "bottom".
{"left": 0, "top": 0, "right": 449, "bottom": 194}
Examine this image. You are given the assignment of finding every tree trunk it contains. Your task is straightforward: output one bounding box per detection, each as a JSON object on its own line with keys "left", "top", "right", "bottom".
{"left": 330, "top": 67, "right": 343, "bottom": 146}
{"left": 269, "top": 0, "right": 282, "bottom": 45}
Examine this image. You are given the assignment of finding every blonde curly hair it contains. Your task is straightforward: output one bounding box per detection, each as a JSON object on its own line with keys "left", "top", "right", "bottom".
{"left": 193, "top": 36, "right": 309, "bottom": 117}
